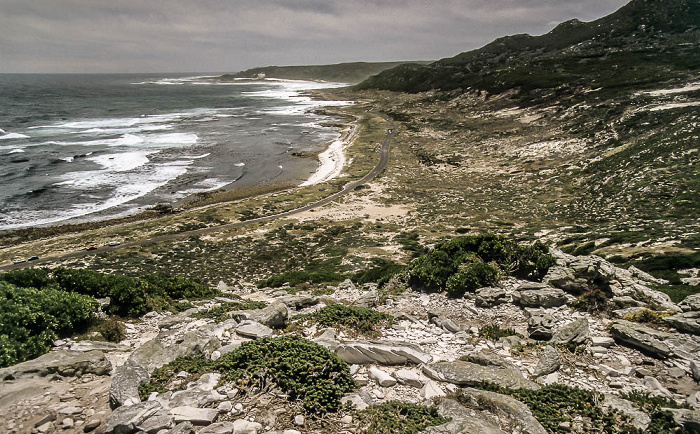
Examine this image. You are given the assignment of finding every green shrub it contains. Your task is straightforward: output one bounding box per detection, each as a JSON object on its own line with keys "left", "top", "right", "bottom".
{"left": 0, "top": 281, "right": 98, "bottom": 367}
{"left": 259, "top": 270, "right": 346, "bottom": 288}
{"left": 407, "top": 234, "right": 555, "bottom": 297}
{"left": 0, "top": 268, "right": 52, "bottom": 289}
{"left": 353, "top": 259, "right": 407, "bottom": 287}
{"left": 141, "top": 273, "right": 217, "bottom": 300}
{"left": 192, "top": 300, "right": 268, "bottom": 322}
{"left": 306, "top": 304, "right": 394, "bottom": 333}
{"left": 97, "top": 318, "right": 127, "bottom": 343}
{"left": 478, "top": 324, "right": 519, "bottom": 341}
{"left": 623, "top": 309, "right": 669, "bottom": 325}
{"left": 141, "top": 336, "right": 356, "bottom": 414}
{"left": 356, "top": 401, "right": 450, "bottom": 433}
{"left": 572, "top": 289, "right": 609, "bottom": 313}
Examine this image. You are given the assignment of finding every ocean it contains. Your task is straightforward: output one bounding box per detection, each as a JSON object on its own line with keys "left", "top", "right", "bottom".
{"left": 0, "top": 74, "right": 351, "bottom": 231}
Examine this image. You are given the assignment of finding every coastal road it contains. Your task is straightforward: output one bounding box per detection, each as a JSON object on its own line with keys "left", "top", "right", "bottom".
{"left": 1, "top": 114, "right": 399, "bottom": 272}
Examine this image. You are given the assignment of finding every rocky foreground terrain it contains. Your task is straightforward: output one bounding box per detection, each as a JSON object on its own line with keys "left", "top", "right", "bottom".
{"left": 1, "top": 247, "right": 698, "bottom": 434}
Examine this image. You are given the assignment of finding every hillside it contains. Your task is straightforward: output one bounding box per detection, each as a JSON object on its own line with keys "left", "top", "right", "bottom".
{"left": 219, "top": 61, "right": 430, "bottom": 84}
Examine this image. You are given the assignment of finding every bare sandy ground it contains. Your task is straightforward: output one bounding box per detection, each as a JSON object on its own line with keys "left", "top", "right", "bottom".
{"left": 299, "top": 123, "right": 359, "bottom": 186}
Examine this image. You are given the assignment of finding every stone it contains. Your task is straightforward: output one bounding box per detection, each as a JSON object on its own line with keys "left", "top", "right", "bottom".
{"left": 466, "top": 350, "right": 513, "bottom": 368}
{"left": 294, "top": 415, "right": 305, "bottom": 426}
{"left": 341, "top": 391, "right": 372, "bottom": 410}
{"left": 533, "top": 346, "right": 561, "bottom": 377}
{"left": 245, "top": 301, "right": 288, "bottom": 328}
{"left": 420, "top": 380, "right": 446, "bottom": 400}
{"left": 335, "top": 341, "right": 431, "bottom": 365}
{"left": 36, "top": 422, "right": 54, "bottom": 433}
{"left": 355, "top": 289, "right": 380, "bottom": 308}
{"left": 590, "top": 336, "right": 615, "bottom": 347}
{"left": 441, "top": 319, "right": 461, "bottom": 333}
{"left": 393, "top": 369, "right": 424, "bottom": 388}
{"left": 235, "top": 320, "right": 273, "bottom": 339}
{"left": 170, "top": 406, "right": 219, "bottom": 425}
{"left": 369, "top": 366, "right": 396, "bottom": 387}
{"left": 422, "top": 398, "right": 506, "bottom": 434}
{"left": 69, "top": 340, "right": 127, "bottom": 352}
{"left": 83, "top": 419, "right": 101, "bottom": 432}
{"left": 110, "top": 363, "right": 150, "bottom": 409}
{"left": 457, "top": 387, "right": 547, "bottom": 434}
{"left": 679, "top": 294, "right": 700, "bottom": 312}
{"left": 139, "top": 409, "right": 176, "bottom": 434}
{"left": 664, "top": 312, "right": 700, "bottom": 335}
{"left": 198, "top": 422, "right": 236, "bottom": 434}
{"left": 691, "top": 360, "right": 700, "bottom": 382}
{"left": 666, "top": 409, "right": 700, "bottom": 434}
{"left": 340, "top": 415, "right": 353, "bottom": 424}
{"left": 217, "top": 401, "right": 233, "bottom": 413}
{"left": 128, "top": 329, "right": 220, "bottom": 373}
{"left": 34, "top": 414, "right": 57, "bottom": 427}
{"left": 276, "top": 294, "right": 319, "bottom": 310}
{"left": 58, "top": 406, "right": 82, "bottom": 415}
{"left": 513, "top": 286, "right": 568, "bottom": 308}
{"left": 609, "top": 320, "right": 673, "bottom": 359}
{"left": 62, "top": 418, "right": 74, "bottom": 429}
{"left": 525, "top": 311, "right": 555, "bottom": 341}
{"left": 423, "top": 360, "right": 539, "bottom": 390}
{"left": 0, "top": 350, "right": 111, "bottom": 380}
{"left": 551, "top": 318, "right": 589, "bottom": 345}
{"left": 104, "top": 401, "right": 163, "bottom": 434}
{"left": 475, "top": 287, "right": 509, "bottom": 307}
{"left": 211, "top": 350, "right": 222, "bottom": 361}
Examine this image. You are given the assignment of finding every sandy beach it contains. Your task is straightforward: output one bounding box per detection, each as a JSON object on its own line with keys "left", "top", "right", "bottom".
{"left": 299, "top": 122, "right": 358, "bottom": 187}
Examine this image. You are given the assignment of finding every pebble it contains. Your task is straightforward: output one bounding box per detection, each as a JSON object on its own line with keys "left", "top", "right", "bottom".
{"left": 340, "top": 415, "right": 353, "bottom": 424}
{"left": 61, "top": 418, "right": 74, "bottom": 429}
{"left": 294, "top": 415, "right": 305, "bottom": 426}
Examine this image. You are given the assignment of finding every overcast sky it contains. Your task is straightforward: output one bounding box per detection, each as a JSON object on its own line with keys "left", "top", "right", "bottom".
{"left": 0, "top": 0, "right": 630, "bottom": 74}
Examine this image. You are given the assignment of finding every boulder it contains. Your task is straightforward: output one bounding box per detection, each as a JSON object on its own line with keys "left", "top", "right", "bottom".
{"left": 244, "top": 301, "right": 288, "bottom": 328}
{"left": 543, "top": 266, "right": 588, "bottom": 294}
{"left": 393, "top": 369, "right": 424, "bottom": 388}
{"left": 465, "top": 350, "right": 514, "bottom": 368}
{"left": 422, "top": 399, "right": 506, "bottom": 434}
{"left": 0, "top": 350, "right": 111, "bottom": 381}
{"left": 170, "top": 406, "right": 218, "bottom": 425}
{"left": 198, "top": 422, "right": 236, "bottom": 434}
{"left": 513, "top": 285, "right": 568, "bottom": 308}
{"left": 421, "top": 380, "right": 446, "bottom": 400}
{"left": 475, "top": 287, "right": 509, "bottom": 308}
{"left": 165, "top": 422, "right": 196, "bottom": 434}
{"left": 551, "top": 318, "right": 589, "bottom": 345}
{"left": 601, "top": 394, "right": 651, "bottom": 431}
{"left": 609, "top": 320, "right": 673, "bottom": 359}
{"left": 423, "top": 360, "right": 539, "bottom": 390}
{"left": 335, "top": 341, "right": 431, "bottom": 365}
{"left": 340, "top": 391, "right": 372, "bottom": 410}
{"left": 664, "top": 312, "right": 700, "bottom": 336}
{"left": 667, "top": 409, "right": 700, "bottom": 433}
{"left": 369, "top": 366, "right": 396, "bottom": 387}
{"left": 104, "top": 401, "right": 163, "bottom": 434}
{"left": 354, "top": 290, "right": 380, "bottom": 308}
{"left": 457, "top": 387, "right": 548, "bottom": 434}
{"left": 525, "top": 311, "right": 555, "bottom": 341}
{"left": 110, "top": 364, "right": 150, "bottom": 409}
{"left": 138, "top": 408, "right": 176, "bottom": 434}
{"left": 235, "top": 320, "right": 273, "bottom": 339}
{"left": 275, "top": 294, "right": 319, "bottom": 310}
{"left": 533, "top": 346, "right": 560, "bottom": 377}
{"left": 128, "top": 329, "right": 220, "bottom": 373}
{"left": 69, "top": 341, "right": 128, "bottom": 353}
{"left": 691, "top": 360, "right": 700, "bottom": 382}
{"left": 680, "top": 294, "right": 700, "bottom": 312}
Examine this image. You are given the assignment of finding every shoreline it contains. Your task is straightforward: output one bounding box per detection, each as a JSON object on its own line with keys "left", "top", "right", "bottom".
{"left": 299, "top": 121, "right": 358, "bottom": 187}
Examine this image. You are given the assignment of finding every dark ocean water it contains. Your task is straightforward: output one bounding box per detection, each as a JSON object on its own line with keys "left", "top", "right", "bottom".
{"left": 0, "top": 74, "right": 350, "bottom": 230}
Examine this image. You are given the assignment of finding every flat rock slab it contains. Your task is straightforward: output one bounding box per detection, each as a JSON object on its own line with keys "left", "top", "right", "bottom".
{"left": 551, "top": 318, "right": 589, "bottom": 345}
{"left": 609, "top": 320, "right": 673, "bottom": 359}
{"left": 513, "top": 287, "right": 568, "bottom": 308}
{"left": 424, "top": 360, "right": 539, "bottom": 390}
{"left": 110, "top": 364, "right": 150, "bottom": 409}
{"left": 458, "top": 387, "right": 547, "bottom": 434}
{"left": 664, "top": 312, "right": 700, "bottom": 336}
{"left": 128, "top": 329, "right": 220, "bottom": 374}
{"left": 171, "top": 406, "right": 218, "bottom": 425}
{"left": 235, "top": 320, "right": 273, "bottom": 339}
{"left": 104, "top": 401, "right": 163, "bottom": 434}
{"left": 423, "top": 398, "right": 506, "bottom": 434}
{"left": 0, "top": 350, "right": 111, "bottom": 381}
{"left": 335, "top": 341, "right": 431, "bottom": 365}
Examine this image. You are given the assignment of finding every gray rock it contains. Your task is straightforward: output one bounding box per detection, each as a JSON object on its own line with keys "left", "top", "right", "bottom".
{"left": 543, "top": 266, "right": 588, "bottom": 294}
{"left": 664, "top": 312, "right": 700, "bottom": 335}
{"left": 104, "top": 401, "right": 163, "bottom": 434}
{"left": 667, "top": 409, "right": 700, "bottom": 434}
{"left": 128, "top": 329, "right": 220, "bottom": 373}
{"left": 341, "top": 391, "right": 372, "bottom": 410}
{"left": 422, "top": 398, "right": 506, "bottom": 434}
{"left": 335, "top": 341, "right": 431, "bottom": 365}
{"left": 423, "top": 360, "right": 539, "bottom": 390}
{"left": 513, "top": 287, "right": 568, "bottom": 308}
{"left": 421, "top": 380, "right": 446, "bottom": 400}
{"left": 609, "top": 320, "right": 673, "bottom": 359}
{"left": 551, "top": 318, "right": 589, "bottom": 345}
{"left": 441, "top": 319, "right": 462, "bottom": 333}
{"left": 165, "top": 422, "right": 196, "bottom": 434}
{"left": 235, "top": 320, "right": 273, "bottom": 339}
{"left": 475, "top": 287, "right": 509, "bottom": 307}
{"left": 601, "top": 394, "right": 651, "bottom": 431}
{"left": 275, "top": 294, "right": 319, "bottom": 310}
{"left": 354, "top": 290, "right": 380, "bottom": 308}
{"left": 369, "top": 366, "right": 396, "bottom": 387}
{"left": 680, "top": 294, "right": 700, "bottom": 312}
{"left": 525, "top": 311, "right": 555, "bottom": 341}
{"left": 139, "top": 409, "right": 176, "bottom": 434}
{"left": 466, "top": 350, "right": 514, "bottom": 368}
{"left": 533, "top": 346, "right": 561, "bottom": 377}
{"left": 110, "top": 364, "right": 150, "bottom": 409}
{"left": 198, "top": 422, "right": 236, "bottom": 433}
{"left": 691, "top": 360, "right": 700, "bottom": 382}
{"left": 170, "top": 406, "right": 218, "bottom": 425}
{"left": 244, "top": 301, "right": 288, "bottom": 328}
{"left": 393, "top": 369, "right": 424, "bottom": 388}
{"left": 0, "top": 349, "right": 111, "bottom": 380}
{"left": 643, "top": 376, "right": 672, "bottom": 397}
{"left": 83, "top": 419, "right": 101, "bottom": 432}
{"left": 458, "top": 387, "right": 547, "bottom": 434}
{"left": 69, "top": 340, "right": 128, "bottom": 352}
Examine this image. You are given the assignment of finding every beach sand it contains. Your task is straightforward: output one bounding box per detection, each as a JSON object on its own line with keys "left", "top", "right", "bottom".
{"left": 299, "top": 123, "right": 358, "bottom": 186}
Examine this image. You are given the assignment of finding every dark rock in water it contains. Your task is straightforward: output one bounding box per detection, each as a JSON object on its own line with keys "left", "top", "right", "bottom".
{"left": 422, "top": 398, "right": 507, "bottom": 434}
{"left": 664, "top": 312, "right": 700, "bottom": 336}
{"left": 457, "top": 387, "right": 548, "bottom": 434}
{"left": 609, "top": 320, "right": 672, "bottom": 359}
{"left": 110, "top": 364, "right": 150, "bottom": 409}
{"left": 0, "top": 350, "right": 111, "bottom": 380}
{"left": 423, "top": 360, "right": 539, "bottom": 390}
{"left": 551, "top": 318, "right": 589, "bottom": 345}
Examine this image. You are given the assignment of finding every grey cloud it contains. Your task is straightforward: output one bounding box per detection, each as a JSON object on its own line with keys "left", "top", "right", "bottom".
{"left": 0, "top": 0, "right": 629, "bottom": 73}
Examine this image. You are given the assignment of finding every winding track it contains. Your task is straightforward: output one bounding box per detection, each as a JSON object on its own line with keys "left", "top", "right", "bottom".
{"left": 0, "top": 115, "right": 398, "bottom": 272}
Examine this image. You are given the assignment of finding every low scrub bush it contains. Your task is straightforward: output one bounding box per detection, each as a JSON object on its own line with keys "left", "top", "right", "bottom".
{"left": 408, "top": 234, "right": 555, "bottom": 297}
{"left": 352, "top": 259, "right": 407, "bottom": 287}
{"left": 192, "top": 300, "right": 268, "bottom": 322}
{"left": 259, "top": 270, "right": 346, "bottom": 288}
{"left": 478, "top": 324, "right": 519, "bottom": 341}
{"left": 572, "top": 289, "right": 609, "bottom": 313}
{"left": 304, "top": 304, "right": 394, "bottom": 333}
{"left": 96, "top": 317, "right": 127, "bottom": 343}
{"left": 0, "top": 281, "right": 98, "bottom": 367}
{"left": 356, "top": 401, "right": 450, "bottom": 433}
{"left": 140, "top": 336, "right": 355, "bottom": 414}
